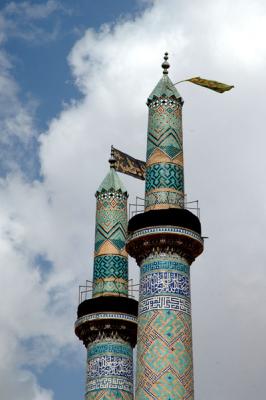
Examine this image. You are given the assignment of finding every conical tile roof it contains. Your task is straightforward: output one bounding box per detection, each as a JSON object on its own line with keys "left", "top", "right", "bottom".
{"left": 97, "top": 168, "right": 127, "bottom": 193}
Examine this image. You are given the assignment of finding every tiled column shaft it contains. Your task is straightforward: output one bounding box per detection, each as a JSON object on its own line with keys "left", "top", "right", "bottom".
{"left": 93, "top": 188, "right": 128, "bottom": 297}
{"left": 145, "top": 86, "right": 184, "bottom": 211}
{"left": 86, "top": 338, "right": 134, "bottom": 400}
{"left": 136, "top": 253, "right": 193, "bottom": 400}
{"left": 76, "top": 168, "right": 138, "bottom": 400}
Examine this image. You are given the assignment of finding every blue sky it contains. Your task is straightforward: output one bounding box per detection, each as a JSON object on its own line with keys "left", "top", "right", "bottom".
{"left": 0, "top": 1, "right": 148, "bottom": 399}
{"left": 1, "top": 1, "right": 266, "bottom": 400}
{"left": 5, "top": 0, "right": 145, "bottom": 128}
{"left": 0, "top": 0, "right": 146, "bottom": 180}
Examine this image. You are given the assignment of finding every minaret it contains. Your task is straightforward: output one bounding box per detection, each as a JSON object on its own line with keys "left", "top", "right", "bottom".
{"left": 126, "top": 53, "right": 204, "bottom": 399}
{"left": 75, "top": 159, "right": 138, "bottom": 400}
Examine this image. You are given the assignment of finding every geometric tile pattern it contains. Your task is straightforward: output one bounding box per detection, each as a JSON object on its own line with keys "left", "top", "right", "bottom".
{"left": 93, "top": 256, "right": 128, "bottom": 280}
{"left": 83, "top": 170, "right": 134, "bottom": 400}
{"left": 128, "top": 226, "right": 203, "bottom": 243}
{"left": 86, "top": 340, "right": 133, "bottom": 399}
{"left": 85, "top": 168, "right": 133, "bottom": 400}
{"left": 76, "top": 313, "right": 137, "bottom": 328}
{"left": 145, "top": 163, "right": 184, "bottom": 192}
{"left": 93, "top": 255, "right": 128, "bottom": 297}
{"left": 147, "top": 101, "right": 182, "bottom": 161}
{"left": 93, "top": 187, "right": 128, "bottom": 298}
{"left": 93, "top": 280, "right": 128, "bottom": 298}
{"left": 95, "top": 193, "right": 127, "bottom": 254}
{"left": 145, "top": 189, "right": 184, "bottom": 210}
{"left": 135, "top": 254, "right": 194, "bottom": 399}
{"left": 144, "top": 91, "right": 184, "bottom": 211}
{"left": 139, "top": 295, "right": 191, "bottom": 315}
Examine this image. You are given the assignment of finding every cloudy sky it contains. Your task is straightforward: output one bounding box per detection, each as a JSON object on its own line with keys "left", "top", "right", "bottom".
{"left": 0, "top": 0, "right": 266, "bottom": 399}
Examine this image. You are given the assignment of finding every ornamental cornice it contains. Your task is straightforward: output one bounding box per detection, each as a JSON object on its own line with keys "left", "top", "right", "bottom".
{"left": 75, "top": 312, "right": 137, "bottom": 348}
{"left": 126, "top": 226, "right": 203, "bottom": 265}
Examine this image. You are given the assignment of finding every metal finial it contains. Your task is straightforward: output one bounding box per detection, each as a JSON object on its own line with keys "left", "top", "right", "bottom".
{"left": 161, "top": 52, "right": 170, "bottom": 74}
{"left": 109, "top": 145, "right": 116, "bottom": 169}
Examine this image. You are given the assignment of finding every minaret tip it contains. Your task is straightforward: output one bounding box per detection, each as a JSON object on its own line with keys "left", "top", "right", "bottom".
{"left": 109, "top": 145, "right": 116, "bottom": 169}
{"left": 161, "top": 52, "right": 170, "bottom": 74}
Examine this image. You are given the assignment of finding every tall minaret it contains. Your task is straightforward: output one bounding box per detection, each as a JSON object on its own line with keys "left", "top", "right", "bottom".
{"left": 126, "top": 53, "right": 204, "bottom": 399}
{"left": 75, "top": 160, "right": 138, "bottom": 400}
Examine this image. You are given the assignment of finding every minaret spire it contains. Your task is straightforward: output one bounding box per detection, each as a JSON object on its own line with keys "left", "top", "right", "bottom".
{"left": 145, "top": 52, "right": 184, "bottom": 211}
{"left": 75, "top": 166, "right": 138, "bottom": 399}
{"left": 93, "top": 166, "right": 128, "bottom": 297}
{"left": 126, "top": 53, "right": 204, "bottom": 400}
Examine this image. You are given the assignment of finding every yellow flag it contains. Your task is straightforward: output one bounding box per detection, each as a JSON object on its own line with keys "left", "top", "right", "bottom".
{"left": 181, "top": 77, "right": 234, "bottom": 93}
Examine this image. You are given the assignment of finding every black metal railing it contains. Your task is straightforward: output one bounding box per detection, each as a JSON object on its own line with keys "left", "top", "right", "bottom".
{"left": 129, "top": 195, "right": 200, "bottom": 219}
{"left": 129, "top": 196, "right": 145, "bottom": 218}
{"left": 78, "top": 280, "right": 138, "bottom": 304}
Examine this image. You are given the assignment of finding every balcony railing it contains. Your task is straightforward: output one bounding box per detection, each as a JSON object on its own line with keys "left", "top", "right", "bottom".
{"left": 78, "top": 279, "right": 139, "bottom": 304}
{"left": 129, "top": 195, "right": 200, "bottom": 219}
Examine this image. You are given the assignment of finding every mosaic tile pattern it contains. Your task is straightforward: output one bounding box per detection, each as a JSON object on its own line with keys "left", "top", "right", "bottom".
{"left": 94, "top": 193, "right": 128, "bottom": 254}
{"left": 146, "top": 101, "right": 182, "bottom": 161}
{"left": 93, "top": 256, "right": 128, "bottom": 280}
{"left": 75, "top": 312, "right": 137, "bottom": 328}
{"left": 93, "top": 171, "right": 128, "bottom": 297}
{"left": 93, "top": 280, "right": 128, "bottom": 297}
{"left": 128, "top": 226, "right": 203, "bottom": 243}
{"left": 83, "top": 169, "right": 135, "bottom": 400}
{"left": 145, "top": 189, "right": 184, "bottom": 209}
{"left": 86, "top": 339, "right": 134, "bottom": 400}
{"left": 93, "top": 255, "right": 128, "bottom": 297}
{"left": 140, "top": 271, "right": 190, "bottom": 297}
{"left": 135, "top": 254, "right": 194, "bottom": 400}
{"left": 145, "top": 163, "right": 184, "bottom": 192}
{"left": 145, "top": 73, "right": 185, "bottom": 211}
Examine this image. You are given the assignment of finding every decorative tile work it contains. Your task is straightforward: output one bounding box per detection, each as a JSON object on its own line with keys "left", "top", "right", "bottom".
{"left": 147, "top": 73, "right": 181, "bottom": 105}
{"left": 145, "top": 74, "right": 185, "bottom": 211}
{"left": 93, "top": 173, "right": 129, "bottom": 297}
{"left": 93, "top": 256, "right": 128, "bottom": 280}
{"left": 93, "top": 279, "right": 128, "bottom": 297}
{"left": 88, "top": 356, "right": 133, "bottom": 380}
{"left": 93, "top": 255, "right": 128, "bottom": 297}
{"left": 147, "top": 101, "right": 182, "bottom": 162}
{"left": 139, "top": 296, "right": 191, "bottom": 315}
{"left": 140, "top": 271, "right": 190, "bottom": 297}
{"left": 94, "top": 193, "right": 127, "bottom": 254}
{"left": 75, "top": 312, "right": 137, "bottom": 330}
{"left": 144, "top": 160, "right": 184, "bottom": 210}
{"left": 87, "top": 378, "right": 133, "bottom": 394}
{"left": 141, "top": 255, "right": 189, "bottom": 274}
{"left": 81, "top": 169, "right": 135, "bottom": 400}
{"left": 86, "top": 340, "right": 134, "bottom": 399}
{"left": 135, "top": 254, "right": 194, "bottom": 399}
{"left": 145, "top": 189, "right": 184, "bottom": 210}
{"left": 128, "top": 226, "right": 203, "bottom": 243}
{"left": 149, "top": 97, "right": 179, "bottom": 108}
{"left": 145, "top": 163, "right": 184, "bottom": 192}
{"left": 88, "top": 342, "right": 133, "bottom": 358}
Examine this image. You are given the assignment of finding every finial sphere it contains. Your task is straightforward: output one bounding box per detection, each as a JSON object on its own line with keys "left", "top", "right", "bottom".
{"left": 109, "top": 146, "right": 116, "bottom": 169}
{"left": 162, "top": 52, "right": 170, "bottom": 74}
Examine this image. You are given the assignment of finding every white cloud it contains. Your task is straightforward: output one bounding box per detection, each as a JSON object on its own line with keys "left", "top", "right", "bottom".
{"left": 0, "top": 0, "right": 69, "bottom": 174}
{"left": 0, "top": 0, "right": 266, "bottom": 399}
{"left": 0, "top": 363, "right": 53, "bottom": 400}
{"left": 0, "top": 47, "right": 38, "bottom": 176}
